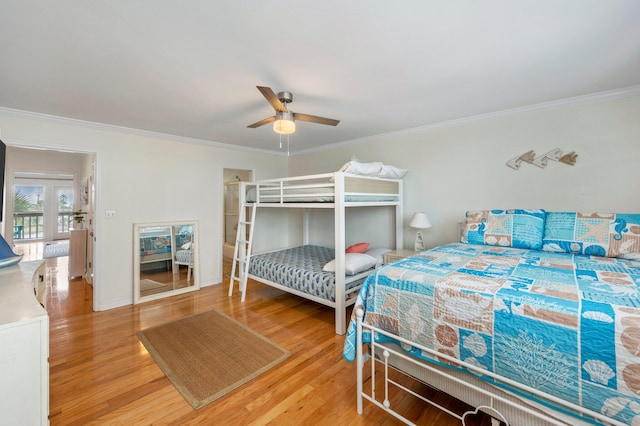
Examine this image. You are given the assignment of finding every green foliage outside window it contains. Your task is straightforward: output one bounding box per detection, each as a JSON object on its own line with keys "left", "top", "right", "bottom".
{"left": 13, "top": 190, "right": 32, "bottom": 212}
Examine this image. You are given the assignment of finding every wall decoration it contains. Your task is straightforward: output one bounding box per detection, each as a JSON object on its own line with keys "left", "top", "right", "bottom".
{"left": 559, "top": 151, "right": 578, "bottom": 166}
{"left": 531, "top": 148, "right": 563, "bottom": 168}
{"left": 506, "top": 148, "right": 577, "bottom": 170}
{"left": 81, "top": 178, "right": 89, "bottom": 204}
{"left": 505, "top": 150, "right": 536, "bottom": 170}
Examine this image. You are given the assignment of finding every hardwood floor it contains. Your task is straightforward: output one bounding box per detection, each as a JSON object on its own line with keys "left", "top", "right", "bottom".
{"left": 45, "top": 256, "right": 94, "bottom": 321}
{"left": 46, "top": 261, "right": 493, "bottom": 425}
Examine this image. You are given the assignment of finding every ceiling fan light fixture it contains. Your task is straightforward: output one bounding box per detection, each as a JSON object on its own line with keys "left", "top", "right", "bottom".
{"left": 273, "top": 111, "right": 296, "bottom": 134}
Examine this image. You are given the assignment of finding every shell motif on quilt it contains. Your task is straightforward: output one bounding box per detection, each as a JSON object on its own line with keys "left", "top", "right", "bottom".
{"left": 583, "top": 360, "right": 615, "bottom": 385}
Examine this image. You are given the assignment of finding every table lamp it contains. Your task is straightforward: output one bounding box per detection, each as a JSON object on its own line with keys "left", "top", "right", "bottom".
{"left": 409, "top": 212, "right": 432, "bottom": 252}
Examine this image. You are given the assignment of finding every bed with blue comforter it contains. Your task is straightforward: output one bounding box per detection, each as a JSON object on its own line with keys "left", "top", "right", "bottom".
{"left": 343, "top": 209, "right": 640, "bottom": 425}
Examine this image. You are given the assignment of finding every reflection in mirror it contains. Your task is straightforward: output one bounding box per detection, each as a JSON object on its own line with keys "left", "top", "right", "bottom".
{"left": 133, "top": 221, "right": 199, "bottom": 304}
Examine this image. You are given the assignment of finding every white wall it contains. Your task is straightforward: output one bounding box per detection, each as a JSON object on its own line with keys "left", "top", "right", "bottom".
{"left": 2, "top": 89, "right": 638, "bottom": 310}
{"left": 0, "top": 110, "right": 287, "bottom": 310}
{"left": 289, "top": 91, "right": 640, "bottom": 250}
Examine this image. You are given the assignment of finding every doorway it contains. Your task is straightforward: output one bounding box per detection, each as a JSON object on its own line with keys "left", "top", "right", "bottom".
{"left": 222, "top": 168, "right": 252, "bottom": 275}
{"left": 6, "top": 146, "right": 96, "bottom": 316}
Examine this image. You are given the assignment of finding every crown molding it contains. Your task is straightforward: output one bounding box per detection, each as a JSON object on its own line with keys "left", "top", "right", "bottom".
{"left": 293, "top": 84, "right": 640, "bottom": 156}
{"left": 0, "top": 106, "right": 285, "bottom": 156}
{"left": 2, "top": 84, "right": 639, "bottom": 158}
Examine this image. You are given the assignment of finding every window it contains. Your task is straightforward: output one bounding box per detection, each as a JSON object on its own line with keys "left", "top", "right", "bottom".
{"left": 13, "top": 184, "right": 45, "bottom": 240}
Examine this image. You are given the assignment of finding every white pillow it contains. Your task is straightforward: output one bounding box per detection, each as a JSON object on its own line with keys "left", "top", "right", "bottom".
{"left": 333, "top": 157, "right": 364, "bottom": 182}
{"left": 378, "top": 164, "right": 408, "bottom": 179}
{"left": 336, "top": 156, "right": 364, "bottom": 172}
{"left": 345, "top": 161, "right": 384, "bottom": 176}
{"left": 365, "top": 248, "right": 392, "bottom": 267}
{"left": 181, "top": 242, "right": 192, "bottom": 250}
{"left": 323, "top": 253, "right": 377, "bottom": 275}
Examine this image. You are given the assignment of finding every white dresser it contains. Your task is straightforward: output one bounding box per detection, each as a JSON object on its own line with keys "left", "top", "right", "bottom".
{"left": 69, "top": 228, "right": 87, "bottom": 279}
{"left": 0, "top": 260, "right": 49, "bottom": 425}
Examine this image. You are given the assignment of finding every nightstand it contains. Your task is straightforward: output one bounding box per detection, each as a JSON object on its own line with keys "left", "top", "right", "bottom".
{"left": 383, "top": 249, "right": 416, "bottom": 264}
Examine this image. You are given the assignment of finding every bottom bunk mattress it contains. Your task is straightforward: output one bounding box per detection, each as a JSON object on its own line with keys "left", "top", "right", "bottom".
{"left": 248, "top": 245, "right": 364, "bottom": 302}
{"left": 343, "top": 243, "right": 640, "bottom": 425}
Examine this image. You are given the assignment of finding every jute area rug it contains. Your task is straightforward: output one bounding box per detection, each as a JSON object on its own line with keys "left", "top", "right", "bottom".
{"left": 137, "top": 309, "right": 290, "bottom": 409}
{"left": 140, "top": 278, "right": 168, "bottom": 291}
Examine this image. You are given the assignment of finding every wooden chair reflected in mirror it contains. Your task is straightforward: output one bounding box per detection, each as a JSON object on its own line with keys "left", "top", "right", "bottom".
{"left": 173, "top": 228, "right": 194, "bottom": 282}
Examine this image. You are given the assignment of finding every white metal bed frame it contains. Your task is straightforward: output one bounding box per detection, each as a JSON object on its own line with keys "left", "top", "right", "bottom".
{"left": 227, "top": 172, "right": 403, "bottom": 335}
{"left": 355, "top": 308, "right": 627, "bottom": 426}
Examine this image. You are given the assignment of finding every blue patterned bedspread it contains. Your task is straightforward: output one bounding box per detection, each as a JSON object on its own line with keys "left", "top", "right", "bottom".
{"left": 140, "top": 235, "right": 171, "bottom": 255}
{"left": 343, "top": 243, "right": 640, "bottom": 424}
{"left": 249, "top": 245, "right": 363, "bottom": 302}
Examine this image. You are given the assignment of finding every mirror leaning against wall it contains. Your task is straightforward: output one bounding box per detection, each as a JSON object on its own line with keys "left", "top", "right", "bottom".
{"left": 133, "top": 221, "right": 199, "bottom": 304}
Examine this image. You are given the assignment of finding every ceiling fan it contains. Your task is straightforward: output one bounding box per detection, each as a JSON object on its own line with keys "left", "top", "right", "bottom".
{"left": 247, "top": 86, "right": 340, "bottom": 135}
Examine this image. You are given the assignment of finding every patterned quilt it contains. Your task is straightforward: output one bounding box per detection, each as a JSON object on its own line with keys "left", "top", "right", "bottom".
{"left": 249, "top": 245, "right": 363, "bottom": 302}
{"left": 343, "top": 243, "right": 640, "bottom": 425}
{"left": 139, "top": 235, "right": 172, "bottom": 256}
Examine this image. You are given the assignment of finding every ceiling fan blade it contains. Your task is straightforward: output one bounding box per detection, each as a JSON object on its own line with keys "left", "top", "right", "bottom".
{"left": 293, "top": 112, "right": 340, "bottom": 126}
{"left": 257, "top": 86, "right": 286, "bottom": 112}
{"left": 247, "top": 116, "right": 275, "bottom": 128}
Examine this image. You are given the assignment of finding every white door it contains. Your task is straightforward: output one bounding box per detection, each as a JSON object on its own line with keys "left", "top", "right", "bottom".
{"left": 54, "top": 185, "right": 74, "bottom": 240}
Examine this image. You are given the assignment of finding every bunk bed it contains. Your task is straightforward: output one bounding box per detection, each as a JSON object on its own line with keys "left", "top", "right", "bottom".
{"left": 343, "top": 209, "right": 640, "bottom": 426}
{"left": 228, "top": 170, "right": 404, "bottom": 335}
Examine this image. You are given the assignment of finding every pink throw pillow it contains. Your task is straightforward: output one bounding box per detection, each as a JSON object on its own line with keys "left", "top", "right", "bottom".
{"left": 346, "top": 242, "right": 369, "bottom": 253}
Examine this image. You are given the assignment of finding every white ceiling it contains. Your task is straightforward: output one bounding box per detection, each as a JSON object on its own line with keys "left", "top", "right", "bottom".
{"left": 1, "top": 1, "right": 639, "bottom": 154}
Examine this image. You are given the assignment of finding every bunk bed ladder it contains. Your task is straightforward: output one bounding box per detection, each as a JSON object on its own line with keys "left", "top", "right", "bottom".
{"left": 228, "top": 201, "right": 256, "bottom": 302}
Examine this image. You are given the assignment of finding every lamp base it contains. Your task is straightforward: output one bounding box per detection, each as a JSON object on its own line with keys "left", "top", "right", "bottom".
{"left": 414, "top": 231, "right": 425, "bottom": 252}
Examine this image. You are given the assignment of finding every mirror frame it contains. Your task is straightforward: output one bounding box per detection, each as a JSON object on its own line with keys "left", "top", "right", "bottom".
{"left": 133, "top": 220, "right": 200, "bottom": 304}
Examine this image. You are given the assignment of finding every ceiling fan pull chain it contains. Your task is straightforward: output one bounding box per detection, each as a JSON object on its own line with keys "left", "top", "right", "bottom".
{"left": 287, "top": 135, "right": 290, "bottom": 156}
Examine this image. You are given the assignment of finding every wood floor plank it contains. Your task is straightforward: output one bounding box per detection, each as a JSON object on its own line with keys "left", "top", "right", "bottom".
{"left": 46, "top": 261, "right": 492, "bottom": 425}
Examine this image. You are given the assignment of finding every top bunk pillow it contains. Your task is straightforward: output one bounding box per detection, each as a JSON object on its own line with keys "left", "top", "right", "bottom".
{"left": 378, "top": 164, "right": 408, "bottom": 179}
{"left": 344, "top": 161, "right": 383, "bottom": 176}
{"left": 461, "top": 209, "right": 546, "bottom": 250}
{"left": 334, "top": 157, "right": 407, "bottom": 180}
{"left": 542, "top": 212, "right": 640, "bottom": 258}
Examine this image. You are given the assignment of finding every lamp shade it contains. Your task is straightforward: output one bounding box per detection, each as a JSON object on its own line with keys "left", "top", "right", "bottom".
{"left": 409, "top": 212, "right": 432, "bottom": 229}
{"left": 273, "top": 111, "right": 296, "bottom": 134}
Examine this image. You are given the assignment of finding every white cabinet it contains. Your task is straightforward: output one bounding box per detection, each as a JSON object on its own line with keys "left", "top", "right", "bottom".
{"left": 69, "top": 228, "right": 87, "bottom": 278}
{"left": 0, "top": 261, "right": 49, "bottom": 425}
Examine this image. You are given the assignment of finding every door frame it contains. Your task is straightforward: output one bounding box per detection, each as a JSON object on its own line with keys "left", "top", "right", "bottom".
{"left": 4, "top": 146, "right": 97, "bottom": 309}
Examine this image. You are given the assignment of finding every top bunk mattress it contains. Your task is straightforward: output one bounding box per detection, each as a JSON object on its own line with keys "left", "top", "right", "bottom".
{"left": 248, "top": 245, "right": 364, "bottom": 302}
{"left": 245, "top": 187, "right": 398, "bottom": 203}
{"left": 245, "top": 173, "right": 401, "bottom": 204}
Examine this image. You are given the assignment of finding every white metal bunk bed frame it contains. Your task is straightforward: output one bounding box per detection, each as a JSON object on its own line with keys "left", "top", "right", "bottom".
{"left": 227, "top": 172, "right": 403, "bottom": 335}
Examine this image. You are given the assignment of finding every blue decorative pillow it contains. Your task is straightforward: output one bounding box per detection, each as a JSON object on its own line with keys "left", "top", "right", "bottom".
{"left": 542, "top": 212, "right": 640, "bottom": 258}
{"left": 461, "top": 209, "right": 546, "bottom": 250}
